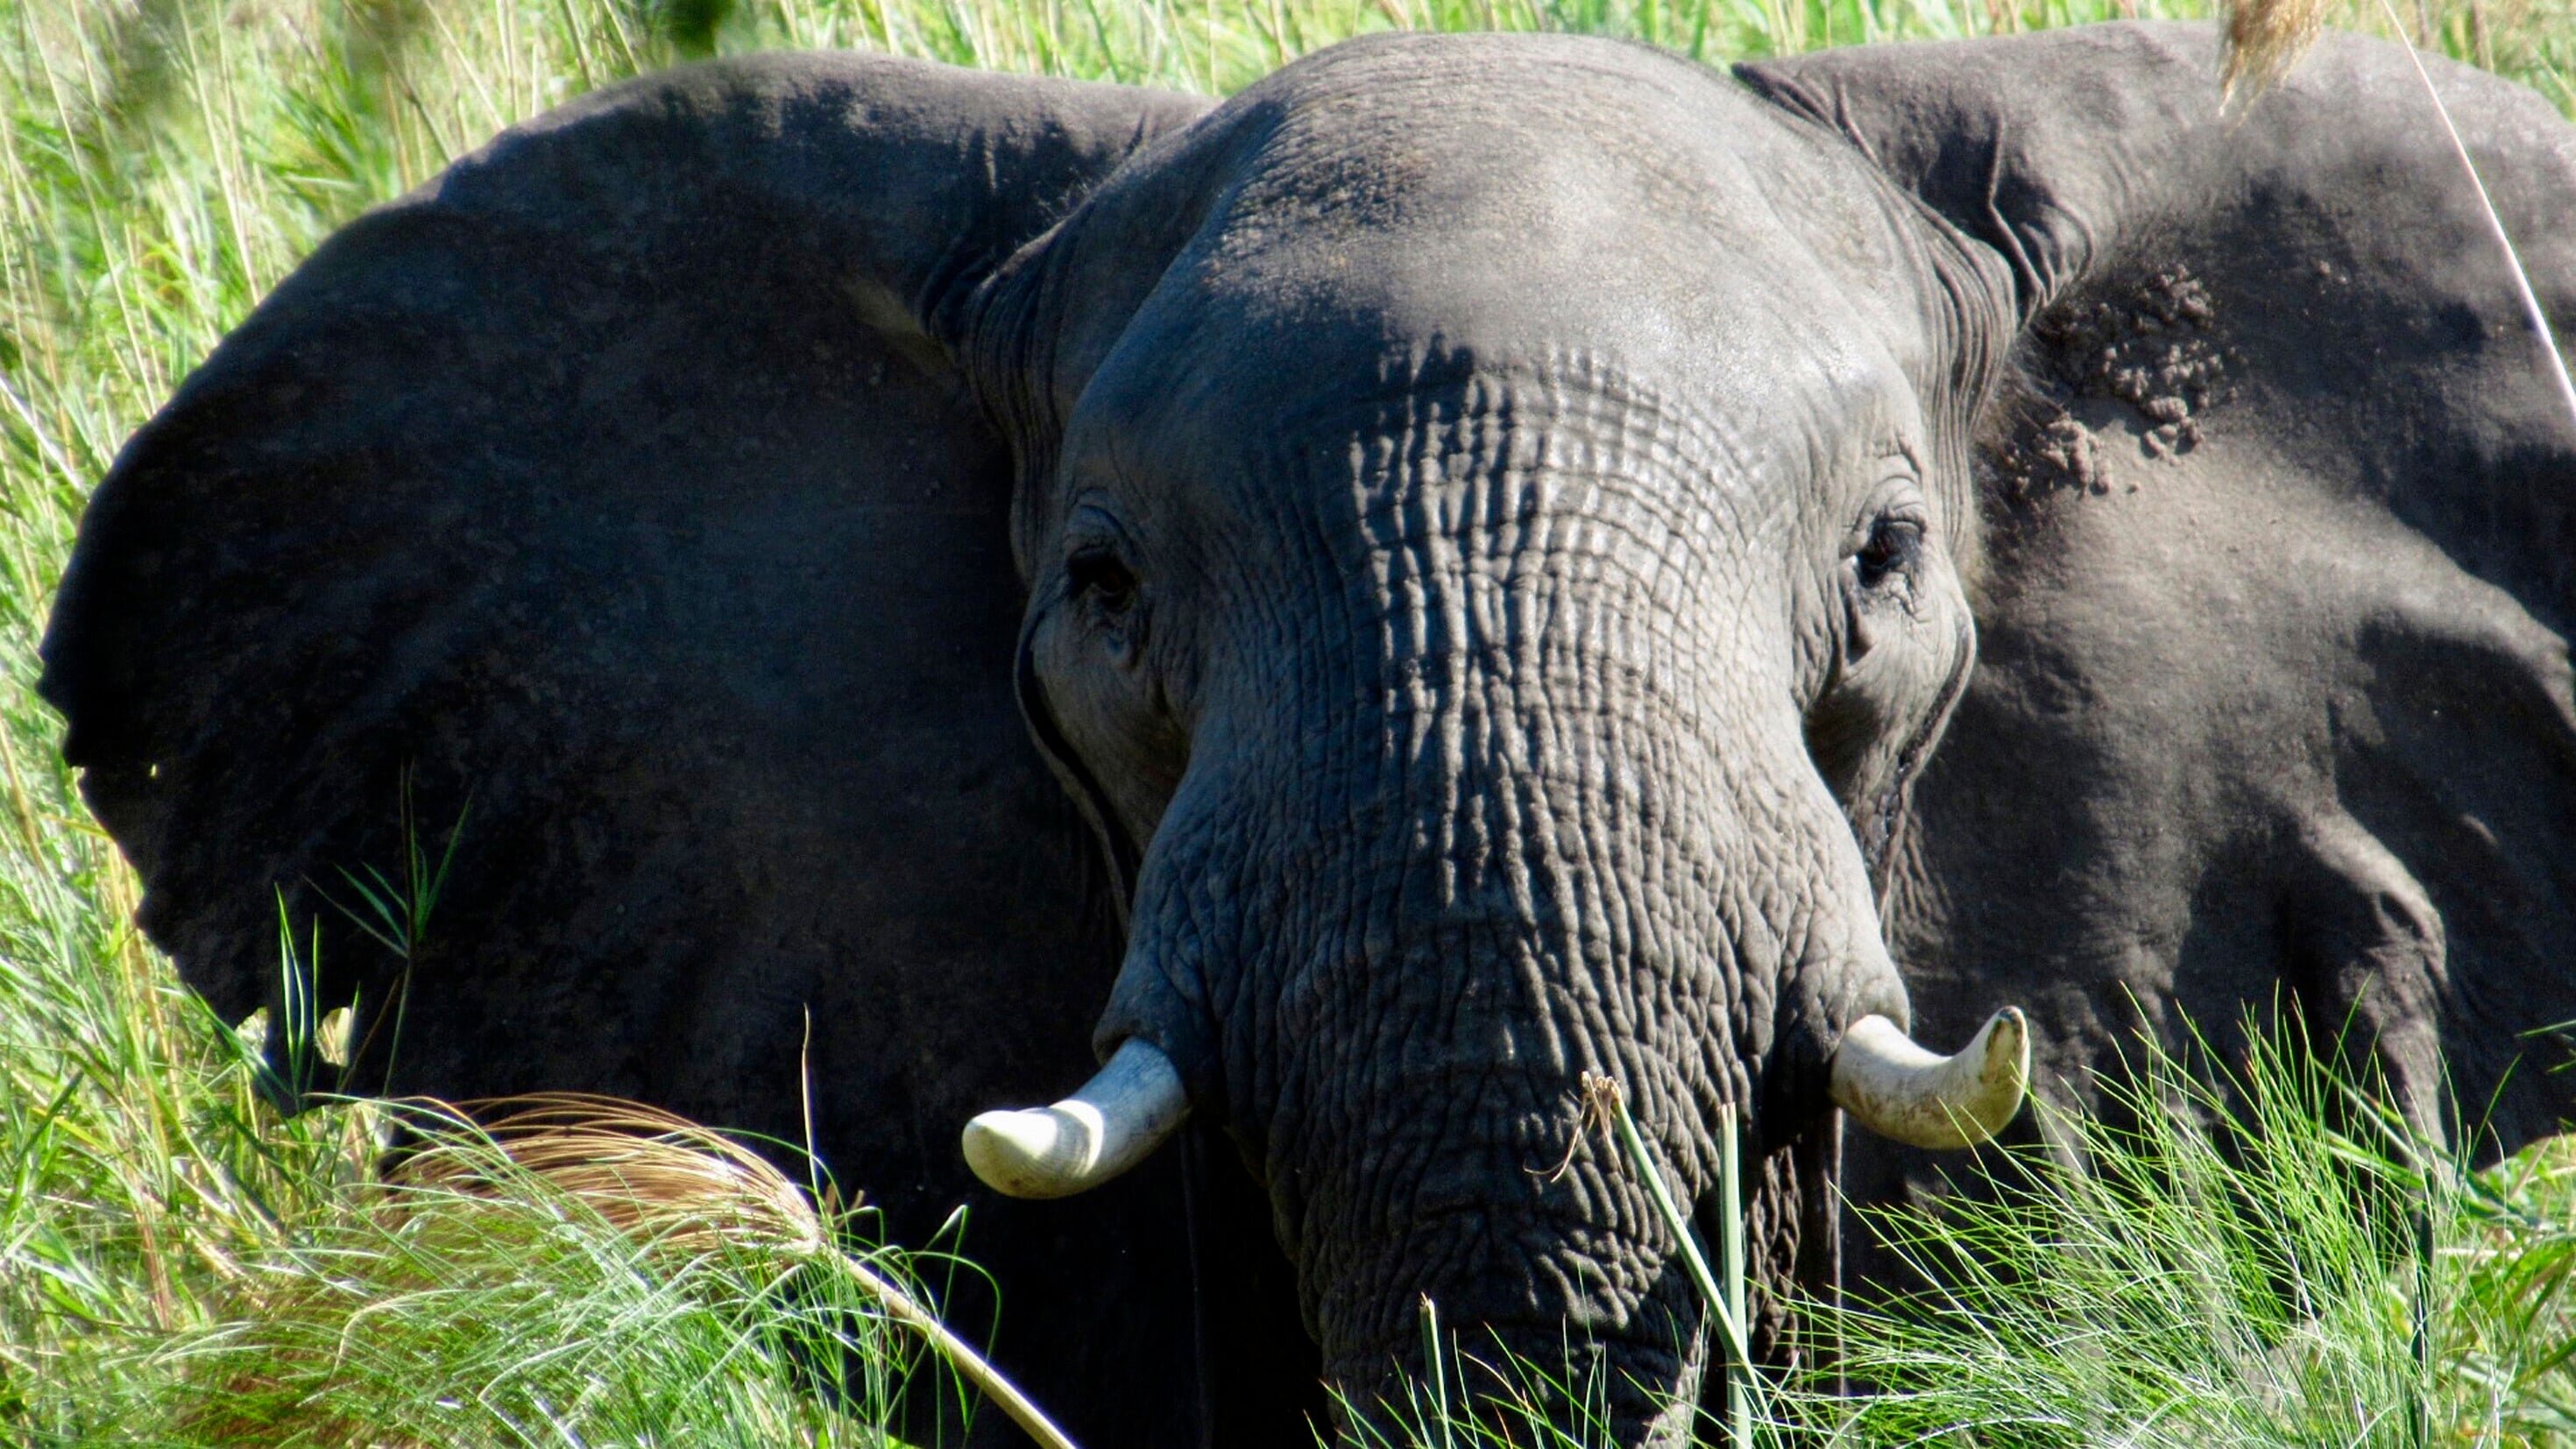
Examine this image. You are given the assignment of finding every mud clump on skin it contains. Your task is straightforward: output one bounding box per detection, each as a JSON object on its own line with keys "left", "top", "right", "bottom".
{"left": 1985, "top": 264, "right": 2232, "bottom": 502}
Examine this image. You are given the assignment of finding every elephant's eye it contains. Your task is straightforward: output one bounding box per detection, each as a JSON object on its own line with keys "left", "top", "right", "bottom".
{"left": 1067, "top": 546, "right": 1139, "bottom": 614}
{"left": 1854, "top": 515, "right": 1922, "bottom": 590}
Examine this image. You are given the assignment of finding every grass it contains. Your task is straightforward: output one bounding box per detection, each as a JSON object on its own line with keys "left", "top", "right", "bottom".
{"left": 91, "top": 1096, "right": 946, "bottom": 1448}
{"left": 1327, "top": 1022, "right": 2576, "bottom": 1448}
{"left": 1780, "top": 1025, "right": 2576, "bottom": 1447}
{"left": 4, "top": 0, "right": 2576, "bottom": 1445}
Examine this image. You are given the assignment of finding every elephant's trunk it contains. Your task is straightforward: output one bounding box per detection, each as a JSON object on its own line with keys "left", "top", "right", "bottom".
{"left": 1334, "top": 1255, "right": 1714, "bottom": 1442}
{"left": 1084, "top": 643, "right": 1906, "bottom": 1424}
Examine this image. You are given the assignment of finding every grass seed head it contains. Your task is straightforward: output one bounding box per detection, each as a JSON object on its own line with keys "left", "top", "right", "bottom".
{"left": 2223, "top": 0, "right": 2348, "bottom": 98}
{"left": 384, "top": 1092, "right": 832, "bottom": 1262}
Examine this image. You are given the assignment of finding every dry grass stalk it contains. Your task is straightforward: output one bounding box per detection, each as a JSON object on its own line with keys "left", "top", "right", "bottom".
{"left": 2221, "top": 0, "right": 2576, "bottom": 436}
{"left": 388, "top": 1093, "right": 826, "bottom": 1259}
{"left": 2364, "top": 0, "right": 2576, "bottom": 434}
{"left": 2221, "top": 0, "right": 2345, "bottom": 95}
{"left": 389, "top": 1093, "right": 1084, "bottom": 1449}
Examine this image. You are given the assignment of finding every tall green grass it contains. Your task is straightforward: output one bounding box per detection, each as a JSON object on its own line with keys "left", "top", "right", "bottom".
{"left": 4, "top": 1, "right": 2575, "bottom": 1445}
{"left": 1348, "top": 1024, "right": 2576, "bottom": 1447}
{"left": 1783, "top": 1024, "right": 2576, "bottom": 1446}
{"left": 48, "top": 1093, "right": 960, "bottom": 1447}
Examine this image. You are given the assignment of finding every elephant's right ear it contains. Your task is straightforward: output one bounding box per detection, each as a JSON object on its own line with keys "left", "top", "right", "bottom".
{"left": 39, "top": 53, "right": 1208, "bottom": 1079}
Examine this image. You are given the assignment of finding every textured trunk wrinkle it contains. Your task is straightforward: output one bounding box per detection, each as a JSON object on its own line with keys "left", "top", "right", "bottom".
{"left": 1100, "top": 354, "right": 1905, "bottom": 1434}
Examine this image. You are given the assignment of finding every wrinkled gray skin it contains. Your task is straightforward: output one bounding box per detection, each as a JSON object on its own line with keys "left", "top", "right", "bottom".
{"left": 991, "top": 32, "right": 1977, "bottom": 1422}
{"left": 1754, "top": 32, "right": 2576, "bottom": 1254}
{"left": 39, "top": 21, "right": 2576, "bottom": 1444}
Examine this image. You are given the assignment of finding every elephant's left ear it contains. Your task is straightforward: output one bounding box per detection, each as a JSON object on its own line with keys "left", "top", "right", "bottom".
{"left": 1744, "top": 23, "right": 2576, "bottom": 1159}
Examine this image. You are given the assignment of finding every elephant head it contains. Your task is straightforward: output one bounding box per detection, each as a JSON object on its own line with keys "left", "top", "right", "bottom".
{"left": 941, "top": 32, "right": 2034, "bottom": 1417}
{"left": 40, "top": 20, "right": 2576, "bottom": 1443}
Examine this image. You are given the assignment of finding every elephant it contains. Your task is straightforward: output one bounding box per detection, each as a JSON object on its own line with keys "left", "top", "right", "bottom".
{"left": 37, "top": 17, "right": 2576, "bottom": 1444}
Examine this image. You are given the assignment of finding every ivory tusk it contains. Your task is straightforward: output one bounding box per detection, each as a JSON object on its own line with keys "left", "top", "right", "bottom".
{"left": 962, "top": 1037, "right": 1191, "bottom": 1199}
{"left": 1829, "top": 1007, "right": 2030, "bottom": 1150}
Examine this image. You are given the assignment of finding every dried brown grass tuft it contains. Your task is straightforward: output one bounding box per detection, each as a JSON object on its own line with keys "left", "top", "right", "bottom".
{"left": 386, "top": 1092, "right": 829, "bottom": 1260}
{"left": 2222, "top": 0, "right": 2346, "bottom": 96}
{"left": 166, "top": 1095, "right": 1081, "bottom": 1448}
{"left": 391, "top": 1094, "right": 1084, "bottom": 1449}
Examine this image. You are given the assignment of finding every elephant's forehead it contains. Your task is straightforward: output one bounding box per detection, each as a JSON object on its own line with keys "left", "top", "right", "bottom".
{"left": 1094, "top": 32, "right": 1928, "bottom": 445}
{"left": 1232, "top": 38, "right": 1828, "bottom": 220}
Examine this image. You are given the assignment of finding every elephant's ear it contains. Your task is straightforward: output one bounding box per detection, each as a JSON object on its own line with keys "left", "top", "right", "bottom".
{"left": 1744, "top": 23, "right": 2576, "bottom": 1161}
{"left": 39, "top": 52, "right": 1208, "bottom": 1113}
